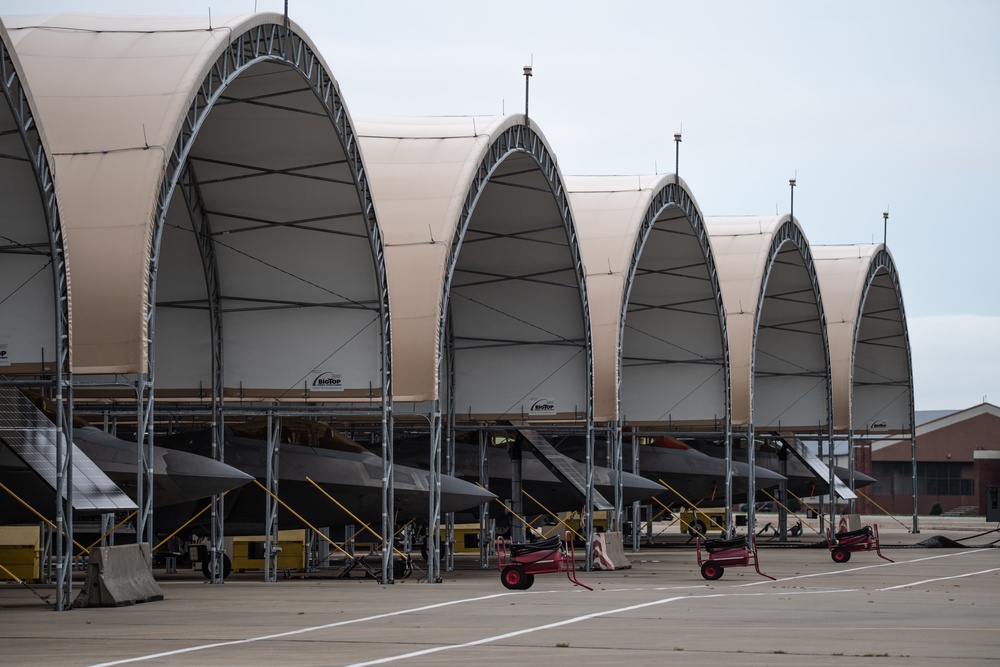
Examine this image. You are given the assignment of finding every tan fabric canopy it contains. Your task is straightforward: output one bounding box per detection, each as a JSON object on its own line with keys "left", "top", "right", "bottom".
{"left": 568, "top": 174, "right": 726, "bottom": 424}
{"left": 4, "top": 12, "right": 318, "bottom": 375}
{"left": 813, "top": 244, "right": 912, "bottom": 433}
{"left": 356, "top": 115, "right": 504, "bottom": 402}
{"left": 358, "top": 115, "right": 589, "bottom": 416}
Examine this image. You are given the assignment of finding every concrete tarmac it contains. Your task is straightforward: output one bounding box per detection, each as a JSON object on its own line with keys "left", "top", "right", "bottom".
{"left": 1, "top": 519, "right": 998, "bottom": 667}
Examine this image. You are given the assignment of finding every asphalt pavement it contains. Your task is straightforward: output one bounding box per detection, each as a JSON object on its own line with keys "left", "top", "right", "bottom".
{"left": 1, "top": 517, "right": 997, "bottom": 667}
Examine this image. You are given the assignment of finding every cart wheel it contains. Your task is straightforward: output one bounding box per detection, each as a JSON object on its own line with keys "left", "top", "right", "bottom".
{"left": 501, "top": 565, "right": 527, "bottom": 590}
{"left": 689, "top": 520, "right": 707, "bottom": 537}
{"left": 520, "top": 573, "right": 535, "bottom": 590}
{"left": 831, "top": 546, "right": 851, "bottom": 563}
{"left": 700, "top": 560, "right": 724, "bottom": 580}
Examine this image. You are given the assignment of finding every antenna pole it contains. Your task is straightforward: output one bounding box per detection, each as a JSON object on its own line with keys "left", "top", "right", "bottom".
{"left": 674, "top": 132, "right": 682, "bottom": 184}
{"left": 883, "top": 210, "right": 889, "bottom": 245}
{"left": 523, "top": 64, "right": 533, "bottom": 120}
{"left": 283, "top": 0, "right": 289, "bottom": 58}
{"left": 789, "top": 178, "right": 796, "bottom": 219}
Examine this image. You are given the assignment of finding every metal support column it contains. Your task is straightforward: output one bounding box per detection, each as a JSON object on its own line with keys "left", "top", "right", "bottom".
{"left": 427, "top": 409, "right": 443, "bottom": 583}
{"left": 510, "top": 436, "right": 524, "bottom": 544}
{"left": 630, "top": 424, "right": 640, "bottom": 552}
{"left": 264, "top": 413, "right": 281, "bottom": 582}
{"left": 478, "top": 428, "right": 490, "bottom": 569}
{"left": 847, "top": 431, "right": 856, "bottom": 514}
{"left": 179, "top": 164, "right": 227, "bottom": 584}
{"left": 745, "top": 425, "right": 756, "bottom": 537}
{"left": 610, "top": 421, "right": 623, "bottom": 532}
{"left": 134, "top": 378, "right": 155, "bottom": 552}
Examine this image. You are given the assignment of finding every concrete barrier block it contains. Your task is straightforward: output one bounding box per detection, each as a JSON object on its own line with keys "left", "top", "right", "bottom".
{"left": 74, "top": 543, "right": 164, "bottom": 608}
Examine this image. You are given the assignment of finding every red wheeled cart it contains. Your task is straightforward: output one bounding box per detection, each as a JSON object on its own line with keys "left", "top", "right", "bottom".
{"left": 696, "top": 533, "right": 775, "bottom": 581}
{"left": 826, "top": 524, "right": 894, "bottom": 563}
{"left": 496, "top": 531, "right": 593, "bottom": 591}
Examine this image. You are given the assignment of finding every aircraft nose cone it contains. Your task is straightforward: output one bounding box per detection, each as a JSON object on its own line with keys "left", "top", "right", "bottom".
{"left": 839, "top": 467, "right": 876, "bottom": 489}
{"left": 160, "top": 449, "right": 254, "bottom": 502}
{"left": 439, "top": 474, "right": 496, "bottom": 514}
{"left": 620, "top": 471, "right": 668, "bottom": 503}
{"left": 731, "top": 459, "right": 787, "bottom": 484}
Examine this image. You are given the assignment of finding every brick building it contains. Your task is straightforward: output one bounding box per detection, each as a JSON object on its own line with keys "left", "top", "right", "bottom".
{"left": 861, "top": 402, "right": 1000, "bottom": 515}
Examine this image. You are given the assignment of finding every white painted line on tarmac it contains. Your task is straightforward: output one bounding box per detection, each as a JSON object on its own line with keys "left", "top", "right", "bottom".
{"left": 879, "top": 567, "right": 1000, "bottom": 591}
{"left": 342, "top": 588, "right": 856, "bottom": 667}
{"left": 735, "top": 547, "right": 994, "bottom": 587}
{"left": 84, "top": 592, "right": 520, "bottom": 667}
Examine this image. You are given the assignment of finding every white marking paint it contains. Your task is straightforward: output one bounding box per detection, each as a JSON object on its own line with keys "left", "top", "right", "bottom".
{"left": 879, "top": 567, "right": 1000, "bottom": 591}
{"left": 85, "top": 592, "right": 518, "bottom": 667}
{"left": 736, "top": 547, "right": 994, "bottom": 587}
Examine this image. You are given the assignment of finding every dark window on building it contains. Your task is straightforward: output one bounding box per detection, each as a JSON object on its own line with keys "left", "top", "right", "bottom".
{"left": 871, "top": 461, "right": 974, "bottom": 496}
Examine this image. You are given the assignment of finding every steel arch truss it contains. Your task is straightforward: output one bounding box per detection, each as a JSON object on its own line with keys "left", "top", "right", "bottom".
{"left": 446, "top": 124, "right": 592, "bottom": 402}
{"left": 750, "top": 220, "right": 834, "bottom": 534}
{"left": 621, "top": 181, "right": 730, "bottom": 425}
{"left": 621, "top": 181, "right": 733, "bottom": 524}
{"left": 852, "top": 248, "right": 914, "bottom": 427}
{"left": 853, "top": 247, "right": 916, "bottom": 530}
{"left": 752, "top": 220, "right": 832, "bottom": 430}
{"left": 146, "top": 21, "right": 393, "bottom": 580}
{"left": 436, "top": 123, "right": 595, "bottom": 573}
{"left": 0, "top": 34, "right": 73, "bottom": 610}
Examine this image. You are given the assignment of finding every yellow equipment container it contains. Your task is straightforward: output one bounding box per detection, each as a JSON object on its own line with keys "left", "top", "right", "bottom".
{"left": 0, "top": 526, "right": 41, "bottom": 582}
{"left": 231, "top": 529, "right": 307, "bottom": 573}
{"left": 439, "top": 523, "right": 487, "bottom": 552}
{"left": 679, "top": 508, "right": 730, "bottom": 536}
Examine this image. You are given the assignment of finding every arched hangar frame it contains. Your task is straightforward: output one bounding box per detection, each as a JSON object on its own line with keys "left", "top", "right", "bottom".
{"left": 147, "top": 20, "right": 393, "bottom": 582}
{"left": 441, "top": 121, "right": 594, "bottom": 573}
{"left": 815, "top": 243, "right": 915, "bottom": 529}
{"left": 0, "top": 19, "right": 73, "bottom": 610}
{"left": 856, "top": 247, "right": 916, "bottom": 529}
{"left": 620, "top": 179, "right": 731, "bottom": 523}
{"left": 752, "top": 218, "right": 832, "bottom": 529}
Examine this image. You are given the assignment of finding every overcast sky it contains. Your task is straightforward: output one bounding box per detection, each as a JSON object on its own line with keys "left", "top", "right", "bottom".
{"left": 3, "top": 0, "right": 997, "bottom": 412}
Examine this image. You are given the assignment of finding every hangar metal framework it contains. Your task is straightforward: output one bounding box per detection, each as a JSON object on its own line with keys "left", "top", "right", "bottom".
{"left": 3, "top": 13, "right": 396, "bottom": 591}
{"left": 149, "top": 19, "right": 393, "bottom": 582}
{"left": 707, "top": 215, "right": 834, "bottom": 533}
{"left": 357, "top": 116, "right": 594, "bottom": 574}
{"left": 569, "top": 174, "right": 733, "bottom": 535}
{"left": 448, "top": 122, "right": 593, "bottom": 563}
{"left": 814, "top": 244, "right": 916, "bottom": 529}
{"left": 0, "top": 19, "right": 73, "bottom": 611}
{"left": 0, "top": 10, "right": 922, "bottom": 611}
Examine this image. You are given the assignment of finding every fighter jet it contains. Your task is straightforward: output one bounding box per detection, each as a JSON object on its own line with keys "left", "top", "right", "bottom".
{"left": 157, "top": 419, "right": 497, "bottom": 536}
{"left": 547, "top": 434, "right": 787, "bottom": 506}
{"left": 681, "top": 434, "right": 876, "bottom": 499}
{"left": 389, "top": 431, "right": 668, "bottom": 521}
